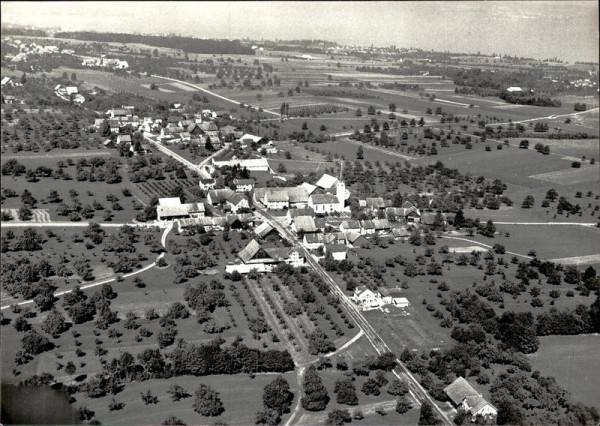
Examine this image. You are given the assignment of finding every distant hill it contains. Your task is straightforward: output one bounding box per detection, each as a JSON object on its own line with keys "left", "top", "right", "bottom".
{"left": 54, "top": 31, "right": 255, "bottom": 55}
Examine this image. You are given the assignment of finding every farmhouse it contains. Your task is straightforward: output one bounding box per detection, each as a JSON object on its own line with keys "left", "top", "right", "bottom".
{"left": 207, "top": 188, "right": 249, "bottom": 213}
{"left": 286, "top": 208, "right": 315, "bottom": 224}
{"left": 199, "top": 178, "right": 216, "bottom": 191}
{"left": 378, "top": 288, "right": 409, "bottom": 307}
{"left": 444, "top": 377, "right": 497, "bottom": 422}
{"left": 292, "top": 216, "right": 317, "bottom": 234}
{"left": 255, "top": 221, "right": 278, "bottom": 239}
{"left": 256, "top": 187, "right": 310, "bottom": 210}
{"left": 177, "top": 217, "right": 227, "bottom": 232}
{"left": 212, "top": 157, "right": 270, "bottom": 172}
{"left": 352, "top": 286, "right": 382, "bottom": 308}
{"left": 365, "top": 197, "right": 386, "bottom": 212}
{"left": 238, "top": 133, "right": 268, "bottom": 146}
{"left": 226, "top": 239, "right": 304, "bottom": 274}
{"left": 324, "top": 244, "right": 348, "bottom": 261}
{"left": 156, "top": 197, "right": 205, "bottom": 221}
{"left": 372, "top": 218, "right": 391, "bottom": 233}
{"left": 302, "top": 233, "right": 336, "bottom": 250}
{"left": 340, "top": 220, "right": 361, "bottom": 233}
{"left": 233, "top": 178, "right": 255, "bottom": 193}
{"left": 116, "top": 134, "right": 132, "bottom": 145}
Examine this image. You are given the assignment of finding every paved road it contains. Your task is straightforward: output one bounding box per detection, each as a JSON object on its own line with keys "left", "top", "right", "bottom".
{"left": 494, "top": 221, "right": 597, "bottom": 227}
{"left": 1, "top": 151, "right": 111, "bottom": 160}
{"left": 256, "top": 206, "right": 453, "bottom": 425}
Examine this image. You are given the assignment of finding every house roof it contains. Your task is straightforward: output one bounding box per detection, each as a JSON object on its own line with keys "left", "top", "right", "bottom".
{"left": 342, "top": 220, "right": 361, "bottom": 229}
{"left": 373, "top": 219, "right": 391, "bottom": 230}
{"left": 111, "top": 109, "right": 127, "bottom": 116}
{"left": 401, "top": 200, "right": 416, "bottom": 209}
{"left": 208, "top": 188, "right": 234, "bottom": 204}
{"left": 159, "top": 197, "right": 183, "bottom": 206}
{"left": 118, "top": 134, "right": 132, "bottom": 142}
{"left": 314, "top": 218, "right": 326, "bottom": 229}
{"left": 288, "top": 208, "right": 315, "bottom": 218}
{"left": 265, "top": 189, "right": 290, "bottom": 202}
{"left": 344, "top": 231, "right": 364, "bottom": 243}
{"left": 178, "top": 217, "right": 226, "bottom": 228}
{"left": 227, "top": 193, "right": 247, "bottom": 207}
{"left": 315, "top": 173, "right": 338, "bottom": 189}
{"left": 444, "top": 377, "right": 480, "bottom": 406}
{"left": 304, "top": 233, "right": 336, "bottom": 244}
{"left": 221, "top": 125, "right": 237, "bottom": 133}
{"left": 465, "top": 395, "right": 496, "bottom": 415}
{"left": 379, "top": 287, "right": 404, "bottom": 297}
{"left": 255, "top": 221, "right": 276, "bottom": 238}
{"left": 300, "top": 182, "right": 318, "bottom": 195}
{"left": 366, "top": 197, "right": 386, "bottom": 209}
{"left": 238, "top": 239, "right": 263, "bottom": 263}
{"left": 294, "top": 216, "right": 317, "bottom": 233}
{"left": 200, "top": 178, "right": 216, "bottom": 185}
{"left": 287, "top": 187, "right": 309, "bottom": 203}
{"left": 234, "top": 178, "right": 255, "bottom": 186}
{"left": 325, "top": 244, "right": 347, "bottom": 253}
{"left": 157, "top": 202, "right": 204, "bottom": 218}
{"left": 354, "top": 285, "right": 375, "bottom": 297}
{"left": 310, "top": 193, "right": 339, "bottom": 205}
{"left": 361, "top": 220, "right": 375, "bottom": 229}
{"left": 264, "top": 247, "right": 293, "bottom": 261}
{"left": 239, "top": 133, "right": 266, "bottom": 143}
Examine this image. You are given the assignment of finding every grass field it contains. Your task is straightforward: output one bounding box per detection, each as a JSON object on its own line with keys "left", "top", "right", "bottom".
{"left": 529, "top": 334, "right": 600, "bottom": 408}
{"left": 76, "top": 372, "right": 298, "bottom": 425}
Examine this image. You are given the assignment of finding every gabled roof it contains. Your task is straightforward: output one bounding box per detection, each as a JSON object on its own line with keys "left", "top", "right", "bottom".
{"left": 401, "top": 200, "right": 416, "bottom": 209}
{"left": 465, "top": 395, "right": 496, "bottom": 415}
{"left": 361, "top": 220, "right": 375, "bottom": 229}
{"left": 372, "top": 218, "right": 391, "bottom": 230}
{"left": 265, "top": 189, "right": 289, "bottom": 202}
{"left": 287, "top": 187, "right": 309, "bottom": 203}
{"left": 444, "top": 377, "right": 479, "bottom": 406}
{"left": 158, "top": 197, "right": 182, "bottom": 206}
{"left": 264, "top": 247, "right": 293, "bottom": 261}
{"left": 234, "top": 178, "right": 255, "bottom": 186}
{"left": 239, "top": 133, "right": 266, "bottom": 143}
{"left": 117, "top": 134, "right": 132, "bottom": 142}
{"left": 379, "top": 287, "right": 404, "bottom": 297}
{"left": 227, "top": 193, "right": 247, "bottom": 206}
{"left": 341, "top": 220, "right": 361, "bottom": 229}
{"left": 314, "top": 218, "right": 326, "bottom": 229}
{"left": 310, "top": 193, "right": 339, "bottom": 205}
{"left": 344, "top": 231, "right": 364, "bottom": 243}
{"left": 255, "top": 221, "right": 276, "bottom": 238}
{"left": 315, "top": 173, "right": 338, "bottom": 189}
{"left": 300, "top": 182, "right": 318, "bottom": 195}
{"left": 239, "top": 239, "right": 265, "bottom": 263}
{"left": 366, "top": 197, "right": 386, "bottom": 209}
{"left": 294, "top": 216, "right": 317, "bottom": 233}
{"left": 325, "top": 244, "right": 347, "bottom": 253}
{"left": 288, "top": 208, "right": 315, "bottom": 218}
{"left": 200, "top": 178, "right": 216, "bottom": 184}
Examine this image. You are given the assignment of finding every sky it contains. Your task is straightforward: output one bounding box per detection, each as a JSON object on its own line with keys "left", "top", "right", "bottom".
{"left": 1, "top": 1, "right": 598, "bottom": 62}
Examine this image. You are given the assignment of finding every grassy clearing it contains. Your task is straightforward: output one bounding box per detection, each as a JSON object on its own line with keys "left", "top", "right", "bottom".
{"left": 529, "top": 335, "right": 600, "bottom": 408}
{"left": 77, "top": 372, "right": 298, "bottom": 425}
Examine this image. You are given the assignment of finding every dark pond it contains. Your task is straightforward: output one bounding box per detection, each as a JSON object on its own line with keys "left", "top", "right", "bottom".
{"left": 1, "top": 383, "right": 80, "bottom": 424}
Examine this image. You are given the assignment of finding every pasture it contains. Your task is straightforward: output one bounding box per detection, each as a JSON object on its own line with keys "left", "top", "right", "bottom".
{"left": 529, "top": 335, "right": 600, "bottom": 408}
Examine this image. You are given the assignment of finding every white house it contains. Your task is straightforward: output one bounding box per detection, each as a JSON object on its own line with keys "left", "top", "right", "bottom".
{"left": 506, "top": 87, "right": 523, "bottom": 93}
{"left": 324, "top": 244, "right": 348, "bottom": 261}
{"left": 444, "top": 377, "right": 497, "bottom": 423}
{"left": 156, "top": 197, "right": 205, "bottom": 221}
{"left": 199, "top": 178, "right": 216, "bottom": 191}
{"left": 378, "top": 288, "right": 409, "bottom": 307}
{"left": 233, "top": 178, "right": 255, "bottom": 193}
{"left": 352, "top": 286, "right": 383, "bottom": 309}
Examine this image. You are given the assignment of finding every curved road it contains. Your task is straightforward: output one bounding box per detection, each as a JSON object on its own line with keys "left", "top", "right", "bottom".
{"left": 1, "top": 223, "right": 172, "bottom": 311}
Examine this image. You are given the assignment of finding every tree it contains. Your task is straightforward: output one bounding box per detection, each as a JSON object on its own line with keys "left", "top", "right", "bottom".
{"left": 521, "top": 195, "right": 535, "bottom": 208}
{"left": 301, "top": 366, "right": 329, "bottom": 411}
{"left": 356, "top": 146, "right": 364, "bottom": 160}
{"left": 308, "top": 329, "right": 335, "bottom": 355}
{"left": 20, "top": 72, "right": 27, "bottom": 85}
{"left": 18, "top": 205, "right": 33, "bottom": 221}
{"left": 497, "top": 311, "right": 539, "bottom": 354}
{"left": 480, "top": 220, "right": 496, "bottom": 238}
{"left": 367, "top": 106, "right": 376, "bottom": 115}
{"left": 418, "top": 401, "right": 441, "bottom": 425}
{"left": 263, "top": 375, "right": 294, "bottom": 415}
{"left": 141, "top": 389, "right": 159, "bottom": 405}
{"left": 387, "top": 379, "right": 409, "bottom": 396}
{"left": 21, "top": 329, "right": 52, "bottom": 355}
{"left": 326, "top": 409, "right": 352, "bottom": 425}
{"left": 71, "top": 72, "right": 77, "bottom": 81}
{"left": 545, "top": 188, "right": 558, "bottom": 201}
{"left": 277, "top": 163, "right": 287, "bottom": 173}
{"left": 193, "top": 384, "right": 224, "bottom": 416}
{"left": 41, "top": 309, "right": 68, "bottom": 337}
{"left": 168, "top": 383, "right": 191, "bottom": 401}
{"left": 355, "top": 109, "right": 362, "bottom": 117}
{"left": 162, "top": 416, "right": 186, "bottom": 425}
{"left": 334, "top": 379, "right": 358, "bottom": 405}
{"left": 396, "top": 396, "right": 412, "bottom": 414}
{"left": 496, "top": 400, "right": 524, "bottom": 425}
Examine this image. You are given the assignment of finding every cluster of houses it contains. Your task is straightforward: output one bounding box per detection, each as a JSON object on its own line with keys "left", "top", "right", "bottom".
{"left": 81, "top": 55, "right": 129, "bottom": 69}
{"left": 95, "top": 106, "right": 243, "bottom": 153}
{"left": 352, "top": 285, "right": 409, "bottom": 310}
{"left": 54, "top": 84, "right": 85, "bottom": 104}
{"left": 4, "top": 42, "right": 63, "bottom": 64}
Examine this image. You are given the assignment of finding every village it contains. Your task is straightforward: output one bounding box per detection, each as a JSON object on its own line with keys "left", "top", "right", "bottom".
{"left": 1, "top": 10, "right": 598, "bottom": 425}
